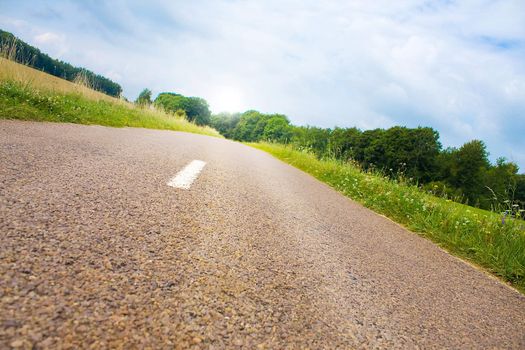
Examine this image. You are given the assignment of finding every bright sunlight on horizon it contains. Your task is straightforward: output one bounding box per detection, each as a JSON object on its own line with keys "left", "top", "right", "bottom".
{"left": 208, "top": 86, "right": 245, "bottom": 114}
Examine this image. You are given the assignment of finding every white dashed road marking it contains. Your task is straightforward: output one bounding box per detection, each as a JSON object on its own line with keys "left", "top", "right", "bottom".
{"left": 167, "top": 160, "right": 206, "bottom": 189}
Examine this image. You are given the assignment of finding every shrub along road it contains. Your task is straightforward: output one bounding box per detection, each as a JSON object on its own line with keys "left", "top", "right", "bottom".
{"left": 1, "top": 120, "right": 524, "bottom": 349}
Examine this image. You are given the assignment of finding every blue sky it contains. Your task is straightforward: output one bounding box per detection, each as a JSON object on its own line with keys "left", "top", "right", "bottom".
{"left": 1, "top": 0, "right": 524, "bottom": 170}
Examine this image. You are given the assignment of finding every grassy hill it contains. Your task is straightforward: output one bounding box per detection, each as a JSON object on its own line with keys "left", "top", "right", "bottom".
{"left": 1, "top": 28, "right": 122, "bottom": 97}
{"left": 0, "top": 57, "right": 221, "bottom": 137}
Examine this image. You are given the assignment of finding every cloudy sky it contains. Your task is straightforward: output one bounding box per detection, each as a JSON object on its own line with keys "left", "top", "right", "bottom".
{"left": 1, "top": 0, "right": 524, "bottom": 170}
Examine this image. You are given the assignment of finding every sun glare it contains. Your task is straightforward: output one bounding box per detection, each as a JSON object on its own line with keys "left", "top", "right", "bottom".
{"left": 210, "top": 87, "right": 244, "bottom": 113}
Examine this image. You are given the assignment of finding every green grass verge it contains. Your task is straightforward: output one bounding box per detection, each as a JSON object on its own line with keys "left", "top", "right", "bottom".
{"left": 250, "top": 142, "right": 525, "bottom": 293}
{"left": 0, "top": 80, "right": 222, "bottom": 137}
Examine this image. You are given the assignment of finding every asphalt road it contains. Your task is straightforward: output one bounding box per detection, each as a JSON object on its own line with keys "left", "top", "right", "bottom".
{"left": 1, "top": 120, "right": 524, "bottom": 349}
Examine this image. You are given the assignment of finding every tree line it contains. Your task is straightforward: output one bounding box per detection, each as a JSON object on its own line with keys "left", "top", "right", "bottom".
{"left": 210, "top": 111, "right": 525, "bottom": 212}
{"left": 0, "top": 29, "right": 122, "bottom": 97}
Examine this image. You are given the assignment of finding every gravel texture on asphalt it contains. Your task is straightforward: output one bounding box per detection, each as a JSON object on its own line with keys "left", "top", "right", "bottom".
{"left": 1, "top": 120, "right": 524, "bottom": 349}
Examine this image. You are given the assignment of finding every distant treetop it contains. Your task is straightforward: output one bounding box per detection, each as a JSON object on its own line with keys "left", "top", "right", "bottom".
{"left": 154, "top": 92, "right": 211, "bottom": 125}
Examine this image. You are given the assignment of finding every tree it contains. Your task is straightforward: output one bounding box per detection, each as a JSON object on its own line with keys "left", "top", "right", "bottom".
{"left": 484, "top": 158, "right": 520, "bottom": 210}
{"left": 328, "top": 127, "right": 361, "bottom": 161}
{"left": 515, "top": 175, "right": 525, "bottom": 209}
{"left": 135, "top": 88, "right": 152, "bottom": 106}
{"left": 232, "top": 110, "right": 267, "bottom": 141}
{"left": 210, "top": 112, "right": 241, "bottom": 138}
{"left": 356, "top": 128, "right": 386, "bottom": 168}
{"left": 154, "top": 92, "right": 184, "bottom": 112}
{"left": 409, "top": 127, "right": 441, "bottom": 182}
{"left": 184, "top": 97, "right": 212, "bottom": 125}
{"left": 447, "top": 140, "right": 490, "bottom": 206}
{"left": 154, "top": 93, "right": 211, "bottom": 125}
{"left": 290, "top": 126, "right": 331, "bottom": 158}
{"left": 263, "top": 116, "right": 292, "bottom": 143}
{"left": 379, "top": 127, "right": 441, "bottom": 182}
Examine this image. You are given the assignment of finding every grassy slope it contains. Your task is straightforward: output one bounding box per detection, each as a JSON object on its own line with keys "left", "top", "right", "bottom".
{"left": 251, "top": 143, "right": 525, "bottom": 293}
{"left": 0, "top": 58, "right": 221, "bottom": 137}
{"left": 0, "top": 57, "right": 118, "bottom": 102}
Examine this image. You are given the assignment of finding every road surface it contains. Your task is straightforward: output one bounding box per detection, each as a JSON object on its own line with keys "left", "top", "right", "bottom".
{"left": 1, "top": 120, "right": 524, "bottom": 349}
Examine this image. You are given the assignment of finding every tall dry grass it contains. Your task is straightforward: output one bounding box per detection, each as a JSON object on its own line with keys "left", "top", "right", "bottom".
{"left": 0, "top": 37, "right": 124, "bottom": 103}
{"left": 0, "top": 57, "right": 122, "bottom": 104}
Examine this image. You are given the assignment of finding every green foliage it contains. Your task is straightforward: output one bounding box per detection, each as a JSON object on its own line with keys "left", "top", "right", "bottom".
{"left": 438, "top": 140, "right": 491, "bottom": 207}
{"left": 231, "top": 110, "right": 265, "bottom": 141}
{"left": 291, "top": 126, "right": 331, "bottom": 158}
{"left": 154, "top": 92, "right": 184, "bottom": 112}
{"left": 0, "top": 80, "right": 221, "bottom": 137}
{"left": 135, "top": 88, "right": 152, "bottom": 106}
{"left": 262, "top": 116, "right": 293, "bottom": 143}
{"left": 327, "top": 127, "right": 361, "bottom": 160}
{"left": 0, "top": 29, "right": 122, "bottom": 97}
{"left": 251, "top": 142, "right": 525, "bottom": 293}
{"left": 211, "top": 110, "right": 292, "bottom": 143}
{"left": 154, "top": 92, "right": 211, "bottom": 125}
{"left": 422, "top": 181, "right": 463, "bottom": 201}
{"left": 484, "top": 158, "right": 522, "bottom": 210}
{"left": 516, "top": 175, "right": 525, "bottom": 208}
{"left": 210, "top": 112, "right": 241, "bottom": 139}
{"left": 363, "top": 127, "right": 440, "bottom": 182}
{"left": 288, "top": 125, "right": 442, "bottom": 183}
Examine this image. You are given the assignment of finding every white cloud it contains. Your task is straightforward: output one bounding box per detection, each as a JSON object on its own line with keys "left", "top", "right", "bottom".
{"left": 33, "top": 32, "right": 67, "bottom": 57}
{"left": 0, "top": 15, "right": 28, "bottom": 30}
{"left": 34, "top": 32, "right": 59, "bottom": 44}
